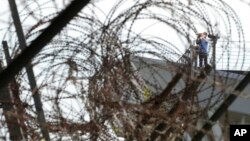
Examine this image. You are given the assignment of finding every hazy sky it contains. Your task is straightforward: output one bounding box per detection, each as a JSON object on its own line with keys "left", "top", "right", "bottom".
{"left": 224, "top": 0, "right": 250, "bottom": 39}
{"left": 0, "top": 0, "right": 248, "bottom": 38}
{"left": 0, "top": 0, "right": 249, "bottom": 70}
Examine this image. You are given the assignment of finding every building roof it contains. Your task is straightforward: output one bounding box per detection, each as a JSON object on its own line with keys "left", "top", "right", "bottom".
{"left": 131, "top": 56, "right": 250, "bottom": 116}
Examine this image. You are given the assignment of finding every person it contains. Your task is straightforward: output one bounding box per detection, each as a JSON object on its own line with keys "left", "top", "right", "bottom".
{"left": 197, "top": 32, "right": 208, "bottom": 67}
{"left": 191, "top": 33, "right": 202, "bottom": 68}
{"left": 196, "top": 33, "right": 202, "bottom": 45}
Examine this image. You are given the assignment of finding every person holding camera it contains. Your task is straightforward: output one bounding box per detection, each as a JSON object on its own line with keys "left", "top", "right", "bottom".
{"left": 196, "top": 32, "right": 209, "bottom": 68}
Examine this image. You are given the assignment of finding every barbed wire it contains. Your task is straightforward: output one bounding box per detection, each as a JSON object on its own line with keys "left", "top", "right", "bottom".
{"left": 0, "top": 0, "right": 248, "bottom": 140}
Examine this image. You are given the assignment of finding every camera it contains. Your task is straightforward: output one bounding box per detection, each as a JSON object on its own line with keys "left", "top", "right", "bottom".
{"left": 208, "top": 34, "right": 220, "bottom": 39}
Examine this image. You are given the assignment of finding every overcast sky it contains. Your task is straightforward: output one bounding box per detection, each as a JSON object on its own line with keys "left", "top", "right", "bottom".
{"left": 0, "top": 0, "right": 249, "bottom": 70}
{"left": 224, "top": 0, "right": 250, "bottom": 39}
{"left": 0, "top": 0, "right": 248, "bottom": 38}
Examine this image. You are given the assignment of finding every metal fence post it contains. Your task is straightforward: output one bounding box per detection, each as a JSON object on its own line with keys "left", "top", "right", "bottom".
{"left": 8, "top": 0, "right": 50, "bottom": 140}
{"left": 2, "top": 41, "right": 28, "bottom": 139}
{"left": 0, "top": 62, "right": 23, "bottom": 140}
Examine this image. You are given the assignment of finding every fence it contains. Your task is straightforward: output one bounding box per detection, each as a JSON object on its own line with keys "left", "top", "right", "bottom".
{"left": 0, "top": 0, "right": 249, "bottom": 141}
